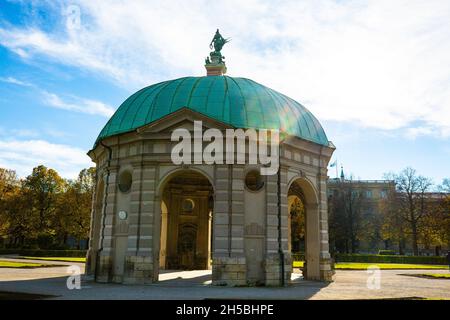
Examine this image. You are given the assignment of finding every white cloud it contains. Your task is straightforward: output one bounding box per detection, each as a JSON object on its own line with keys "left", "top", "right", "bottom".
{"left": 42, "top": 91, "right": 115, "bottom": 117}
{"left": 10, "top": 129, "right": 40, "bottom": 138}
{"left": 0, "top": 74, "right": 114, "bottom": 117}
{"left": 405, "top": 126, "right": 436, "bottom": 140}
{"left": 0, "top": 76, "right": 33, "bottom": 87}
{"left": 0, "top": 139, "right": 93, "bottom": 179}
{"left": 1, "top": 0, "right": 450, "bottom": 137}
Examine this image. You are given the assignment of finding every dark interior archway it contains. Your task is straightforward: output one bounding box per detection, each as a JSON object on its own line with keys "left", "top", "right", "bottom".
{"left": 159, "top": 170, "right": 214, "bottom": 271}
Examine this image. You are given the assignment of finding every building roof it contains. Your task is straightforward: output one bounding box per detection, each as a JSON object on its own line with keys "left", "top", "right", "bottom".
{"left": 95, "top": 76, "right": 330, "bottom": 147}
{"left": 328, "top": 178, "right": 395, "bottom": 185}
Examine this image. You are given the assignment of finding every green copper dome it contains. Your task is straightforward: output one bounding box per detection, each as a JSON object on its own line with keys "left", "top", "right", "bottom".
{"left": 95, "top": 76, "right": 329, "bottom": 146}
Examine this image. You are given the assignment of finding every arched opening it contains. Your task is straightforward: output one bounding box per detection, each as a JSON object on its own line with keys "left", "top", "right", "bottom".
{"left": 288, "top": 195, "right": 305, "bottom": 257}
{"left": 158, "top": 170, "right": 214, "bottom": 273}
{"left": 288, "top": 177, "right": 320, "bottom": 280}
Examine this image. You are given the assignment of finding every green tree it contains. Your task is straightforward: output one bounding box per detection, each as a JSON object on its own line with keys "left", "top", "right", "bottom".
{"left": 55, "top": 168, "right": 95, "bottom": 248}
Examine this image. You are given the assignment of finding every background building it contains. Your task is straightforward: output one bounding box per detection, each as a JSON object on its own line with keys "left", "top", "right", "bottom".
{"left": 327, "top": 169, "right": 449, "bottom": 255}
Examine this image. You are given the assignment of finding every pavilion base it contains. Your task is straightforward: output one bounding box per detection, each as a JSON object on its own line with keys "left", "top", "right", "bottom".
{"left": 211, "top": 256, "right": 247, "bottom": 286}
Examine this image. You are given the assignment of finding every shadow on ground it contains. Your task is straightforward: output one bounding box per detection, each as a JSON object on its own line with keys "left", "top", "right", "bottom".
{"left": 0, "top": 268, "right": 329, "bottom": 300}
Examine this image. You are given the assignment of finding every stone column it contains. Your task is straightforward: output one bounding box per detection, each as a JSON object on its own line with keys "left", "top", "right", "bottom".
{"left": 85, "top": 172, "right": 101, "bottom": 277}
{"left": 304, "top": 202, "right": 320, "bottom": 280}
{"left": 96, "top": 165, "right": 119, "bottom": 283}
{"left": 264, "top": 166, "right": 291, "bottom": 286}
{"left": 318, "top": 170, "right": 333, "bottom": 281}
{"left": 160, "top": 202, "right": 168, "bottom": 269}
{"left": 211, "top": 165, "right": 246, "bottom": 286}
{"left": 280, "top": 168, "right": 292, "bottom": 283}
{"left": 123, "top": 163, "right": 155, "bottom": 284}
{"left": 229, "top": 166, "right": 246, "bottom": 285}
{"left": 207, "top": 210, "right": 212, "bottom": 269}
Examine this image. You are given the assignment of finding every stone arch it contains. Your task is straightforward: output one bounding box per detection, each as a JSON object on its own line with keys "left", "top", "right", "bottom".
{"left": 153, "top": 167, "right": 215, "bottom": 280}
{"left": 156, "top": 167, "right": 215, "bottom": 198}
{"left": 287, "top": 176, "right": 319, "bottom": 205}
{"left": 287, "top": 176, "right": 321, "bottom": 280}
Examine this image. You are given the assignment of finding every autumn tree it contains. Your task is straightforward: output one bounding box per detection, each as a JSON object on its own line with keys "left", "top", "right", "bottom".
{"left": 385, "top": 168, "right": 433, "bottom": 255}
{"left": 433, "top": 179, "right": 450, "bottom": 252}
{"left": 0, "top": 169, "right": 20, "bottom": 244}
{"left": 2, "top": 187, "right": 37, "bottom": 246}
{"left": 328, "top": 177, "right": 372, "bottom": 253}
{"left": 0, "top": 168, "right": 19, "bottom": 200}
{"left": 290, "top": 197, "right": 305, "bottom": 253}
{"left": 21, "top": 165, "right": 65, "bottom": 236}
{"left": 55, "top": 168, "right": 95, "bottom": 248}
{"left": 0, "top": 165, "right": 96, "bottom": 249}
{"left": 379, "top": 188, "right": 408, "bottom": 254}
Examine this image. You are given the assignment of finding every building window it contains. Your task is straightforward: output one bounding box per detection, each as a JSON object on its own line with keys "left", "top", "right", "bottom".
{"left": 118, "top": 170, "right": 132, "bottom": 193}
{"left": 245, "top": 170, "right": 264, "bottom": 191}
{"left": 380, "top": 189, "right": 387, "bottom": 198}
{"left": 366, "top": 190, "right": 373, "bottom": 198}
{"left": 182, "top": 198, "right": 195, "bottom": 212}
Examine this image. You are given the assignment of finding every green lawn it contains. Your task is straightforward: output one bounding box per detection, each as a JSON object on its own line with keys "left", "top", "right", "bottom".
{"left": 22, "top": 256, "right": 86, "bottom": 263}
{"left": 293, "top": 261, "right": 448, "bottom": 270}
{"left": 0, "top": 260, "right": 48, "bottom": 268}
{"left": 336, "top": 263, "right": 448, "bottom": 270}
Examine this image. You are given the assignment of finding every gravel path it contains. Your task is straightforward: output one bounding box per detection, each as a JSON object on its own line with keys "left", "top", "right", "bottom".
{"left": 0, "top": 258, "right": 448, "bottom": 300}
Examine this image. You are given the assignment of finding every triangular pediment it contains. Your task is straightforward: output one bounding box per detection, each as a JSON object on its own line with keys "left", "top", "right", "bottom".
{"left": 136, "top": 107, "right": 234, "bottom": 134}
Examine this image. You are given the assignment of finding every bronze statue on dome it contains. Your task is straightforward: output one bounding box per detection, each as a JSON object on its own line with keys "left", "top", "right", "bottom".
{"left": 206, "top": 29, "right": 230, "bottom": 65}
{"left": 209, "top": 29, "right": 230, "bottom": 54}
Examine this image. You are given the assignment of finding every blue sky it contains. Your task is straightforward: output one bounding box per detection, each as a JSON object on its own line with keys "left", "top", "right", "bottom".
{"left": 0, "top": 0, "right": 449, "bottom": 186}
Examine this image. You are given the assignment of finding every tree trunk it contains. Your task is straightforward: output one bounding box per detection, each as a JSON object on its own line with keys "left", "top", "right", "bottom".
{"left": 63, "top": 233, "right": 68, "bottom": 247}
{"left": 411, "top": 221, "right": 419, "bottom": 255}
{"left": 399, "top": 238, "right": 405, "bottom": 255}
{"left": 435, "top": 246, "right": 441, "bottom": 256}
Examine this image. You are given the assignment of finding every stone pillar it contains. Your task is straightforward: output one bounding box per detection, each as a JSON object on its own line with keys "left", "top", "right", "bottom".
{"left": 85, "top": 173, "right": 102, "bottom": 277}
{"left": 96, "top": 165, "right": 119, "bottom": 283}
{"left": 304, "top": 203, "right": 320, "bottom": 280}
{"left": 264, "top": 166, "right": 291, "bottom": 286}
{"left": 318, "top": 171, "right": 333, "bottom": 281}
{"left": 207, "top": 210, "right": 212, "bottom": 269}
{"left": 280, "top": 168, "right": 292, "bottom": 283}
{"left": 160, "top": 201, "right": 168, "bottom": 269}
{"left": 211, "top": 165, "right": 246, "bottom": 286}
{"left": 123, "top": 163, "right": 155, "bottom": 284}
{"left": 230, "top": 166, "right": 246, "bottom": 285}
